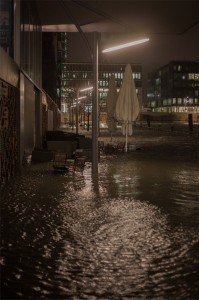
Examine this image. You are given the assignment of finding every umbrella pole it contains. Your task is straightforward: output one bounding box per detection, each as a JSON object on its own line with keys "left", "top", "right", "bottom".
{"left": 125, "top": 124, "right": 128, "bottom": 152}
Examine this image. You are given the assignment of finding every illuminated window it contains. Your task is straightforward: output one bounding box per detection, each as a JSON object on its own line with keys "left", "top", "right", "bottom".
{"left": 168, "top": 99, "right": 172, "bottom": 105}
{"left": 102, "top": 72, "right": 106, "bottom": 78}
{"left": 163, "top": 99, "right": 167, "bottom": 106}
{"left": 195, "top": 74, "right": 199, "bottom": 80}
{"left": 133, "top": 72, "right": 141, "bottom": 79}
{"left": 155, "top": 78, "right": 161, "bottom": 85}
{"left": 83, "top": 73, "right": 88, "bottom": 78}
{"left": 188, "top": 73, "right": 195, "bottom": 80}
{"left": 178, "top": 98, "right": 182, "bottom": 104}
{"left": 177, "top": 65, "right": 182, "bottom": 71}
{"left": 61, "top": 104, "right": 65, "bottom": 112}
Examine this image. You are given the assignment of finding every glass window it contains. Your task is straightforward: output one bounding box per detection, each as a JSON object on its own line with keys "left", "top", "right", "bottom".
{"left": 163, "top": 99, "right": 167, "bottom": 106}
{"left": 168, "top": 99, "right": 172, "bottom": 105}
{"left": 155, "top": 78, "right": 161, "bottom": 85}
{"left": 188, "top": 73, "right": 195, "bottom": 80}
{"left": 178, "top": 98, "right": 182, "bottom": 104}
{"left": 195, "top": 74, "right": 199, "bottom": 80}
{"left": 20, "top": 1, "right": 42, "bottom": 87}
{"left": 177, "top": 65, "right": 182, "bottom": 71}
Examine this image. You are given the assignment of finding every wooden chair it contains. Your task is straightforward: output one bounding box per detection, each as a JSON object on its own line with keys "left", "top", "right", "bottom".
{"left": 52, "top": 153, "right": 68, "bottom": 171}
{"left": 117, "top": 142, "right": 125, "bottom": 152}
{"left": 65, "top": 158, "right": 75, "bottom": 172}
{"left": 73, "top": 150, "right": 87, "bottom": 172}
{"left": 74, "top": 156, "right": 86, "bottom": 172}
{"left": 98, "top": 141, "right": 105, "bottom": 153}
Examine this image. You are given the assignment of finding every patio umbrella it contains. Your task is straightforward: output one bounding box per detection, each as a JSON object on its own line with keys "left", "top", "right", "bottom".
{"left": 106, "top": 74, "right": 118, "bottom": 140}
{"left": 115, "top": 64, "right": 140, "bottom": 152}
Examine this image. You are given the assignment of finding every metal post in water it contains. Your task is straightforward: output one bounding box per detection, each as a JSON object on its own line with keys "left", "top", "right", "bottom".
{"left": 92, "top": 32, "right": 99, "bottom": 174}
{"left": 87, "top": 105, "right": 90, "bottom": 131}
{"left": 76, "top": 88, "right": 79, "bottom": 135}
{"left": 72, "top": 98, "right": 74, "bottom": 131}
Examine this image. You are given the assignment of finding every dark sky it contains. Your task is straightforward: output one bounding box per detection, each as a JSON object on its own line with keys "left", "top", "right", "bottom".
{"left": 68, "top": 24, "right": 199, "bottom": 95}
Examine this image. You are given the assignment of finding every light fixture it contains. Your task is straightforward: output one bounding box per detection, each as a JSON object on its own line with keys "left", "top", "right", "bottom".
{"left": 102, "top": 38, "right": 149, "bottom": 53}
{"left": 80, "top": 87, "right": 93, "bottom": 92}
{"left": 75, "top": 96, "right": 87, "bottom": 101}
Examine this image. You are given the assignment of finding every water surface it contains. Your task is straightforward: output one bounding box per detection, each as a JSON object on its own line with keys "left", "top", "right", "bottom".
{"left": 1, "top": 134, "right": 199, "bottom": 299}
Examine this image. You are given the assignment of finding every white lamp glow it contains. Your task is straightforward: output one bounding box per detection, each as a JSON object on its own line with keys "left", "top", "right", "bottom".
{"left": 102, "top": 38, "right": 149, "bottom": 53}
{"left": 80, "top": 87, "right": 93, "bottom": 92}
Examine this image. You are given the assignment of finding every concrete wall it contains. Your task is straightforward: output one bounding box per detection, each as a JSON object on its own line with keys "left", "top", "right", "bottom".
{"left": 0, "top": 47, "right": 19, "bottom": 87}
{"left": 24, "top": 76, "right": 36, "bottom": 152}
{"left": 35, "top": 89, "right": 42, "bottom": 148}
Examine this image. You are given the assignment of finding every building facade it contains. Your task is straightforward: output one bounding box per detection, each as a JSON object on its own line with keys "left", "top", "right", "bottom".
{"left": 147, "top": 61, "right": 199, "bottom": 113}
{"left": 0, "top": 0, "right": 60, "bottom": 183}
{"left": 60, "top": 62, "right": 142, "bottom": 125}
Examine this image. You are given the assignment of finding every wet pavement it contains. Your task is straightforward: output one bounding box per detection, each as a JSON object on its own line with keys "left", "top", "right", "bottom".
{"left": 1, "top": 129, "right": 199, "bottom": 299}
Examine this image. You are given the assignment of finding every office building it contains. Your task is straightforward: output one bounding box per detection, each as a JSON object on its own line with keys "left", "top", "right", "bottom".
{"left": 147, "top": 61, "right": 199, "bottom": 113}
{"left": 60, "top": 62, "right": 142, "bottom": 125}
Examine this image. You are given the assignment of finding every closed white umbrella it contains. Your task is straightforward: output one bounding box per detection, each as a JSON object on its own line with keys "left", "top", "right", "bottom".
{"left": 106, "top": 74, "right": 118, "bottom": 140}
{"left": 115, "top": 64, "right": 140, "bottom": 152}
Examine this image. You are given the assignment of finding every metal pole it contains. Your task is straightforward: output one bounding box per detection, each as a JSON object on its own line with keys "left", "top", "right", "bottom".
{"left": 87, "top": 105, "right": 90, "bottom": 131}
{"left": 72, "top": 99, "right": 74, "bottom": 131}
{"left": 84, "top": 102, "right": 86, "bottom": 129}
{"left": 92, "top": 32, "right": 99, "bottom": 174}
{"left": 76, "top": 88, "right": 79, "bottom": 134}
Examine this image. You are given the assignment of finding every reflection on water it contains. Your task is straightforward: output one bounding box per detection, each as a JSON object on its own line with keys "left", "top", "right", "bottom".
{"left": 1, "top": 136, "right": 199, "bottom": 299}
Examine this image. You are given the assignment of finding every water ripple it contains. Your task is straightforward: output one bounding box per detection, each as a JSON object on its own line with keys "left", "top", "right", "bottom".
{"left": 1, "top": 143, "right": 199, "bottom": 299}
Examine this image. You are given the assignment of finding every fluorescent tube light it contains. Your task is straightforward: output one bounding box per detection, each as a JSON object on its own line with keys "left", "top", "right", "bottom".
{"left": 80, "top": 87, "right": 93, "bottom": 92}
{"left": 102, "top": 38, "right": 149, "bottom": 53}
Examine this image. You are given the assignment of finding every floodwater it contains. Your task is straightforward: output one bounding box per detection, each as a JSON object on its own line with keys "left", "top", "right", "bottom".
{"left": 1, "top": 132, "right": 199, "bottom": 299}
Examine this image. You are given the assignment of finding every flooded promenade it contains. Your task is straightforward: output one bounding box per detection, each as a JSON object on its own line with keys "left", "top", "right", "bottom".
{"left": 1, "top": 124, "right": 199, "bottom": 299}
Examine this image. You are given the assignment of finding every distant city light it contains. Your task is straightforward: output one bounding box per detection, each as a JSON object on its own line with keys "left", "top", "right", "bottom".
{"left": 75, "top": 96, "right": 87, "bottom": 101}
{"left": 102, "top": 38, "right": 149, "bottom": 53}
{"left": 80, "top": 87, "right": 93, "bottom": 92}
